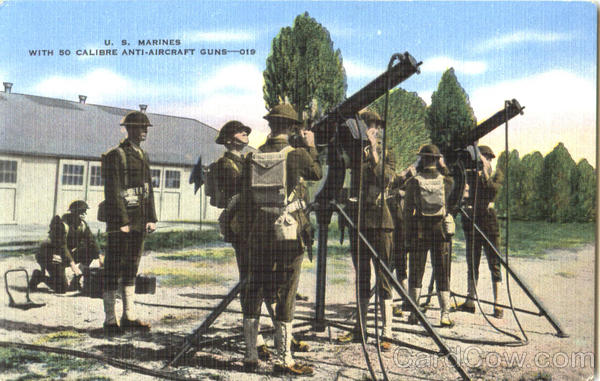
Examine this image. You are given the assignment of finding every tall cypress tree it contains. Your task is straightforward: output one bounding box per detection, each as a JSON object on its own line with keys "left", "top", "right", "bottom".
{"left": 495, "top": 150, "right": 524, "bottom": 219}
{"left": 263, "top": 12, "right": 347, "bottom": 121}
{"left": 520, "top": 151, "right": 545, "bottom": 220}
{"left": 541, "top": 143, "right": 576, "bottom": 222}
{"left": 370, "top": 88, "right": 430, "bottom": 170}
{"left": 571, "top": 159, "right": 596, "bottom": 222}
{"left": 425, "top": 68, "right": 477, "bottom": 152}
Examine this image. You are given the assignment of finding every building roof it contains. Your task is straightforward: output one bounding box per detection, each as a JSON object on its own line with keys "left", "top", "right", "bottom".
{"left": 0, "top": 91, "right": 226, "bottom": 166}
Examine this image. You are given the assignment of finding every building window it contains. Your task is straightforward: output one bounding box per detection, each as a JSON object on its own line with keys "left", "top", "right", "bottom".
{"left": 165, "top": 170, "right": 180, "bottom": 189}
{"left": 0, "top": 160, "right": 17, "bottom": 184}
{"left": 62, "top": 164, "right": 84, "bottom": 186}
{"left": 151, "top": 169, "right": 161, "bottom": 188}
{"left": 90, "top": 165, "right": 104, "bottom": 186}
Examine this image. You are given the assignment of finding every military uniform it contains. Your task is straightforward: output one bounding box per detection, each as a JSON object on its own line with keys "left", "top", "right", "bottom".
{"left": 462, "top": 169, "right": 503, "bottom": 285}
{"left": 456, "top": 145, "right": 504, "bottom": 318}
{"left": 102, "top": 111, "right": 156, "bottom": 334}
{"left": 243, "top": 135, "right": 322, "bottom": 322}
{"left": 404, "top": 144, "right": 454, "bottom": 327}
{"left": 404, "top": 167, "right": 453, "bottom": 291}
{"left": 348, "top": 146, "right": 396, "bottom": 301}
{"left": 32, "top": 211, "right": 100, "bottom": 293}
{"left": 103, "top": 138, "right": 157, "bottom": 292}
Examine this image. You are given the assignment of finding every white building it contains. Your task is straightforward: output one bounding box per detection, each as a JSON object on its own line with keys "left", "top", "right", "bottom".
{"left": 0, "top": 83, "right": 225, "bottom": 225}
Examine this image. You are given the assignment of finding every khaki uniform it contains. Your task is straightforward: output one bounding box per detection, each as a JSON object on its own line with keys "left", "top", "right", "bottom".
{"left": 405, "top": 167, "right": 453, "bottom": 291}
{"left": 35, "top": 213, "right": 100, "bottom": 293}
{"left": 462, "top": 170, "right": 503, "bottom": 283}
{"left": 347, "top": 147, "right": 396, "bottom": 300}
{"left": 103, "top": 138, "right": 157, "bottom": 291}
{"left": 214, "top": 151, "right": 253, "bottom": 306}
{"left": 243, "top": 136, "right": 322, "bottom": 322}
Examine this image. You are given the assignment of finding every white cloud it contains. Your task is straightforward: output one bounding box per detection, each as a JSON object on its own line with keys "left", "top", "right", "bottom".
{"left": 32, "top": 68, "right": 135, "bottom": 104}
{"left": 198, "top": 62, "right": 263, "bottom": 95}
{"left": 344, "top": 59, "right": 381, "bottom": 79}
{"left": 421, "top": 56, "right": 487, "bottom": 75}
{"left": 181, "top": 30, "right": 255, "bottom": 42}
{"left": 474, "top": 30, "right": 575, "bottom": 53}
{"left": 471, "top": 70, "right": 595, "bottom": 163}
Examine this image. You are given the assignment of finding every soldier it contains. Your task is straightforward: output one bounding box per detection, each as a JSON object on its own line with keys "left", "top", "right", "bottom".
{"left": 453, "top": 145, "right": 504, "bottom": 318}
{"left": 101, "top": 111, "right": 157, "bottom": 335}
{"left": 404, "top": 144, "right": 454, "bottom": 327}
{"left": 213, "top": 120, "right": 271, "bottom": 359}
{"left": 242, "top": 103, "right": 322, "bottom": 375}
{"left": 337, "top": 110, "right": 396, "bottom": 351}
{"left": 30, "top": 200, "right": 102, "bottom": 293}
{"left": 388, "top": 163, "right": 417, "bottom": 316}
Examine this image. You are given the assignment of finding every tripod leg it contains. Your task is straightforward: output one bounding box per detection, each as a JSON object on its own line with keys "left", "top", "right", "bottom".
{"left": 459, "top": 207, "right": 568, "bottom": 337}
{"left": 166, "top": 280, "right": 244, "bottom": 368}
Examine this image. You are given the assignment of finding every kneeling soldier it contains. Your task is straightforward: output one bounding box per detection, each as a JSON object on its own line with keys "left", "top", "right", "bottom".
{"left": 31, "top": 200, "right": 102, "bottom": 293}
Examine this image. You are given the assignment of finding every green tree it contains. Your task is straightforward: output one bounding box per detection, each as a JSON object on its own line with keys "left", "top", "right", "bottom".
{"left": 370, "top": 88, "right": 430, "bottom": 170}
{"left": 519, "top": 151, "right": 545, "bottom": 220}
{"left": 540, "top": 143, "right": 576, "bottom": 222}
{"left": 425, "top": 68, "right": 476, "bottom": 152}
{"left": 571, "top": 159, "right": 596, "bottom": 222}
{"left": 263, "top": 12, "right": 347, "bottom": 121}
{"left": 495, "top": 150, "right": 525, "bottom": 219}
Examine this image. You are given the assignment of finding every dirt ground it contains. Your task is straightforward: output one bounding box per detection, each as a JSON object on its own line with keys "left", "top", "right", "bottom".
{"left": 0, "top": 242, "right": 594, "bottom": 381}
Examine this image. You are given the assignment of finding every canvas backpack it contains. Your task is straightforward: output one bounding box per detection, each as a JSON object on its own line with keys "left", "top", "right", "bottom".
{"left": 205, "top": 160, "right": 234, "bottom": 209}
{"left": 247, "top": 146, "right": 295, "bottom": 208}
{"left": 247, "top": 146, "right": 299, "bottom": 241}
{"left": 414, "top": 173, "right": 446, "bottom": 218}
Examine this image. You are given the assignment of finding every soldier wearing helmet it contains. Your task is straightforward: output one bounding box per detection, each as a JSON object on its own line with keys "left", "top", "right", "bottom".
{"left": 241, "top": 103, "right": 321, "bottom": 376}
{"left": 404, "top": 143, "right": 455, "bottom": 327}
{"left": 101, "top": 110, "right": 157, "bottom": 335}
{"left": 337, "top": 109, "right": 396, "bottom": 351}
{"left": 453, "top": 145, "right": 504, "bottom": 318}
{"left": 30, "top": 200, "right": 102, "bottom": 294}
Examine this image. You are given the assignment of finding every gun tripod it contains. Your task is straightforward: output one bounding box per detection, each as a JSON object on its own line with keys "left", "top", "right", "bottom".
{"left": 313, "top": 201, "right": 472, "bottom": 381}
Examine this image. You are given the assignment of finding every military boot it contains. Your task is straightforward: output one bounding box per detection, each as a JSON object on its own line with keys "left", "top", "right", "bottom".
{"left": 273, "top": 321, "right": 313, "bottom": 376}
{"left": 103, "top": 290, "right": 122, "bottom": 336}
{"left": 393, "top": 279, "right": 408, "bottom": 317}
{"left": 407, "top": 288, "right": 421, "bottom": 325}
{"left": 120, "top": 285, "right": 150, "bottom": 332}
{"left": 492, "top": 281, "right": 503, "bottom": 318}
{"left": 380, "top": 298, "right": 394, "bottom": 352}
{"left": 452, "top": 278, "right": 476, "bottom": 313}
{"left": 243, "top": 318, "right": 259, "bottom": 372}
{"left": 439, "top": 291, "right": 454, "bottom": 328}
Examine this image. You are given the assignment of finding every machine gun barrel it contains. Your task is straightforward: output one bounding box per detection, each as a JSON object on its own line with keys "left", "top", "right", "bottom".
{"left": 455, "top": 98, "right": 524, "bottom": 149}
{"left": 311, "top": 52, "right": 421, "bottom": 144}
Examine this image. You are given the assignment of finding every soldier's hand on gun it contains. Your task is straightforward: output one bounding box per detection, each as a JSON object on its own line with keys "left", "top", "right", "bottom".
{"left": 120, "top": 225, "right": 130, "bottom": 233}
{"left": 146, "top": 222, "right": 156, "bottom": 233}
{"left": 301, "top": 130, "right": 315, "bottom": 147}
{"left": 98, "top": 254, "right": 105, "bottom": 267}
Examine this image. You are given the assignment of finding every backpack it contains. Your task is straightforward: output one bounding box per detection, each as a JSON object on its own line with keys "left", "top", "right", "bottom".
{"left": 247, "top": 146, "right": 294, "bottom": 208}
{"left": 205, "top": 156, "right": 242, "bottom": 209}
{"left": 97, "top": 147, "right": 127, "bottom": 222}
{"left": 248, "top": 146, "right": 299, "bottom": 241}
{"left": 414, "top": 173, "right": 446, "bottom": 217}
{"left": 205, "top": 162, "right": 227, "bottom": 208}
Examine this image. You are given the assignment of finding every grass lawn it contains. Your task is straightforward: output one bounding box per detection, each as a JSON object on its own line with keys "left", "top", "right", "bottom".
{"left": 452, "top": 217, "right": 595, "bottom": 258}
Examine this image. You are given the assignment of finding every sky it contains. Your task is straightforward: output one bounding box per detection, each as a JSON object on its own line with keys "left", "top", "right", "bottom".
{"left": 0, "top": 0, "right": 596, "bottom": 164}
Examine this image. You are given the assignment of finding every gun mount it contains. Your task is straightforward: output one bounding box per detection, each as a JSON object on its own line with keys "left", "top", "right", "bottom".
{"left": 445, "top": 99, "right": 525, "bottom": 212}
{"left": 311, "top": 52, "right": 422, "bottom": 147}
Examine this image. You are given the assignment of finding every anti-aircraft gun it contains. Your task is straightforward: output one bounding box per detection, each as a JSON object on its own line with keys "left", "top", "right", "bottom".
{"left": 307, "top": 52, "right": 474, "bottom": 381}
